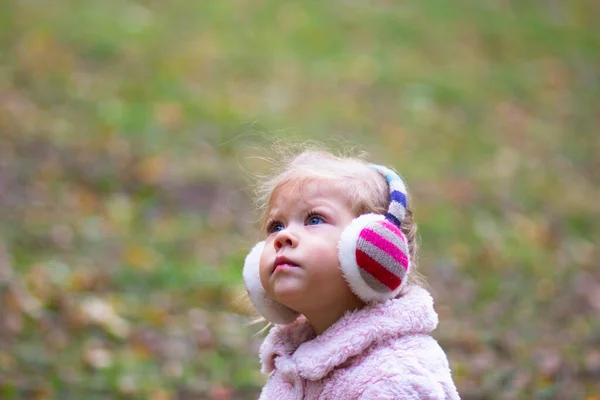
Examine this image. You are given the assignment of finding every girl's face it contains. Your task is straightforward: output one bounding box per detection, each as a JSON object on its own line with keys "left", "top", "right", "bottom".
{"left": 259, "top": 179, "right": 362, "bottom": 321}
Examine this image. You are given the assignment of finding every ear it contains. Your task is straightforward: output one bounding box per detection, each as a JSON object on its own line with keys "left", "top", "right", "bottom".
{"left": 242, "top": 241, "right": 299, "bottom": 325}
{"left": 338, "top": 214, "right": 410, "bottom": 303}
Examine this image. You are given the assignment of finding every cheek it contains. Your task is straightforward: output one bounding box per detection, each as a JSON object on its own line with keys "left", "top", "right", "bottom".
{"left": 310, "top": 239, "right": 341, "bottom": 267}
{"left": 258, "top": 249, "right": 271, "bottom": 287}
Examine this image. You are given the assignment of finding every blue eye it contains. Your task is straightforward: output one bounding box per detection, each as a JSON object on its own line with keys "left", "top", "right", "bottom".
{"left": 307, "top": 215, "right": 324, "bottom": 225}
{"left": 267, "top": 222, "right": 284, "bottom": 234}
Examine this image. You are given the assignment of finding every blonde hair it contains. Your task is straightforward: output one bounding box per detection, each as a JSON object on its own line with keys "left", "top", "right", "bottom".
{"left": 255, "top": 148, "right": 422, "bottom": 286}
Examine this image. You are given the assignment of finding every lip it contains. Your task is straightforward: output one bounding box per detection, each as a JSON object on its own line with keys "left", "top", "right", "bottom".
{"left": 272, "top": 255, "right": 299, "bottom": 273}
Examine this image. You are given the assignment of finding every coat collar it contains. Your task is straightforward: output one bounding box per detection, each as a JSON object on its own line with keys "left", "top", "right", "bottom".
{"left": 259, "top": 285, "right": 439, "bottom": 380}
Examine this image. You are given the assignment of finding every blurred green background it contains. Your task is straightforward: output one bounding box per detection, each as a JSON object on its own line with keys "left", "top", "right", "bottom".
{"left": 1, "top": 1, "right": 599, "bottom": 399}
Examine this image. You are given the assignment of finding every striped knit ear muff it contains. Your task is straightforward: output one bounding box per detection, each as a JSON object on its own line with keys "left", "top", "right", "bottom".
{"left": 338, "top": 165, "right": 411, "bottom": 303}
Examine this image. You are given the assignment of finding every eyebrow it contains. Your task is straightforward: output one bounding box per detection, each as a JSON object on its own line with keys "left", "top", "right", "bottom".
{"left": 268, "top": 198, "right": 338, "bottom": 219}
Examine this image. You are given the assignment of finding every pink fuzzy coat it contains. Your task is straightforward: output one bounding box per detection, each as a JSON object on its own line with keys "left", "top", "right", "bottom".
{"left": 258, "top": 286, "right": 460, "bottom": 399}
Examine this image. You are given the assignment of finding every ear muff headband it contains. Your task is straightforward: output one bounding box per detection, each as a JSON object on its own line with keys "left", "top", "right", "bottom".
{"left": 372, "top": 165, "right": 408, "bottom": 227}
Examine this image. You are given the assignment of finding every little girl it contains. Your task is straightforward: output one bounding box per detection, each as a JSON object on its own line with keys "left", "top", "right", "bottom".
{"left": 242, "top": 149, "right": 460, "bottom": 399}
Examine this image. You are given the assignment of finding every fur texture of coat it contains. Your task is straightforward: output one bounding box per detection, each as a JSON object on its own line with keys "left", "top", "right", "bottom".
{"left": 258, "top": 286, "right": 460, "bottom": 399}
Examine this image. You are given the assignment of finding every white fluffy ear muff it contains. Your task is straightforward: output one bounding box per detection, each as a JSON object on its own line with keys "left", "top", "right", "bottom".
{"left": 242, "top": 241, "right": 299, "bottom": 325}
{"left": 338, "top": 165, "right": 411, "bottom": 303}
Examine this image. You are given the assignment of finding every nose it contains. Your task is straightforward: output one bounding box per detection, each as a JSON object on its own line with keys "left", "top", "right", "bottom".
{"left": 274, "top": 228, "right": 298, "bottom": 250}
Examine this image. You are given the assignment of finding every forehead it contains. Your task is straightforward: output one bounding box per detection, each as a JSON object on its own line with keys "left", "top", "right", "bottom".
{"left": 267, "top": 178, "right": 351, "bottom": 214}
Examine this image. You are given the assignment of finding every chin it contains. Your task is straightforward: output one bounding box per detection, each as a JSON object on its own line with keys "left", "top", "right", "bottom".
{"left": 272, "top": 286, "right": 305, "bottom": 309}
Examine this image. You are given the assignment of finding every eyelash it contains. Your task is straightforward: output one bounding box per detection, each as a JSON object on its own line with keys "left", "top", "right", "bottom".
{"left": 265, "top": 211, "right": 324, "bottom": 234}
{"left": 265, "top": 219, "right": 282, "bottom": 234}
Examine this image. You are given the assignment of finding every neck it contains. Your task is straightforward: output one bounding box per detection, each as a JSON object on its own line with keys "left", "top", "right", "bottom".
{"left": 302, "top": 294, "right": 365, "bottom": 335}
